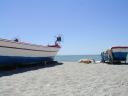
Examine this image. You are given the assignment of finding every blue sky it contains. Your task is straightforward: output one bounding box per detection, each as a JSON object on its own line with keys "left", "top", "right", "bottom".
{"left": 0, "top": 0, "right": 128, "bottom": 55}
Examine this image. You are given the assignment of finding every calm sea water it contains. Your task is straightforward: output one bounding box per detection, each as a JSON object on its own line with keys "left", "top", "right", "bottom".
{"left": 55, "top": 55, "right": 101, "bottom": 62}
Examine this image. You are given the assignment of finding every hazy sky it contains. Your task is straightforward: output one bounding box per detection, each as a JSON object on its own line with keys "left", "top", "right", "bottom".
{"left": 0, "top": 0, "right": 128, "bottom": 55}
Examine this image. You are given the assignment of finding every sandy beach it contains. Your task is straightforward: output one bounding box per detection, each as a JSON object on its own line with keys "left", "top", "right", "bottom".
{"left": 0, "top": 62, "right": 128, "bottom": 96}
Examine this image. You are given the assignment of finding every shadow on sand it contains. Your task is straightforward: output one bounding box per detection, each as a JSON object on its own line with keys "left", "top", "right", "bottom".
{"left": 0, "top": 61, "right": 63, "bottom": 77}
{"left": 106, "top": 63, "right": 128, "bottom": 65}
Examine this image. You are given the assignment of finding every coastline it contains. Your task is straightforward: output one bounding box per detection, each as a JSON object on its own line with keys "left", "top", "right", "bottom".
{"left": 0, "top": 62, "right": 128, "bottom": 96}
{"left": 55, "top": 55, "right": 101, "bottom": 62}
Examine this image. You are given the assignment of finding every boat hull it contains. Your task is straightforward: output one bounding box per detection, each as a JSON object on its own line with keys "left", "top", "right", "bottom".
{"left": 112, "top": 52, "right": 127, "bottom": 61}
{"left": 111, "top": 47, "right": 128, "bottom": 61}
{"left": 0, "top": 39, "right": 60, "bottom": 67}
{"left": 0, "top": 56, "right": 54, "bottom": 67}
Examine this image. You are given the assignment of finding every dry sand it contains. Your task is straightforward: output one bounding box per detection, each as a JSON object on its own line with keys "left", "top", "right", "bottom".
{"left": 0, "top": 62, "right": 128, "bottom": 96}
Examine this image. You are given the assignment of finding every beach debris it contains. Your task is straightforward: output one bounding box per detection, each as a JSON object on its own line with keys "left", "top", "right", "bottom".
{"left": 79, "top": 59, "right": 95, "bottom": 64}
{"left": 95, "top": 61, "right": 101, "bottom": 63}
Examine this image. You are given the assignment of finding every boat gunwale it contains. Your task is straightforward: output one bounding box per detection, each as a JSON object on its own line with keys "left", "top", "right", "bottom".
{"left": 111, "top": 46, "right": 128, "bottom": 49}
{"left": 0, "top": 38, "right": 59, "bottom": 48}
{"left": 0, "top": 45, "right": 58, "bottom": 52}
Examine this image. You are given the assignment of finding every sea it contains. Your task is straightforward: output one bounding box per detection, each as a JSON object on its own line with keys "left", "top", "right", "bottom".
{"left": 55, "top": 55, "right": 101, "bottom": 62}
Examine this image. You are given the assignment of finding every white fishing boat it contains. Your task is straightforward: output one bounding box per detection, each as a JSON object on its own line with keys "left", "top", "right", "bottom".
{"left": 0, "top": 36, "right": 61, "bottom": 67}
{"left": 101, "top": 46, "right": 128, "bottom": 64}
